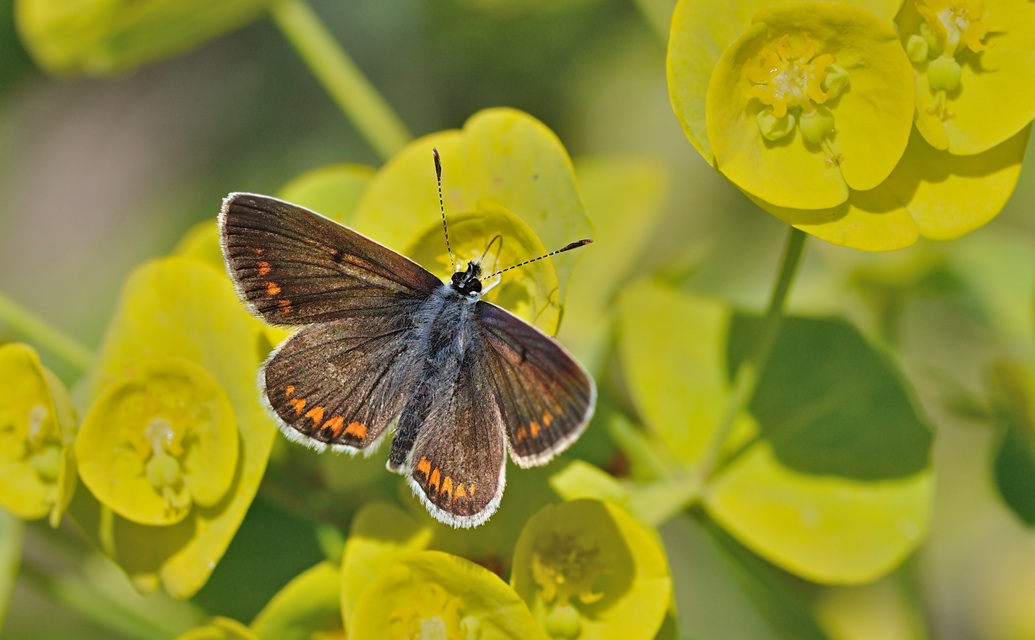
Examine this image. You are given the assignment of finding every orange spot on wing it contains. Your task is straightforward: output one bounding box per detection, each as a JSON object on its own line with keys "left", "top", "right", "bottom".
{"left": 344, "top": 421, "right": 368, "bottom": 439}
{"left": 252, "top": 247, "right": 265, "bottom": 256}
{"left": 416, "top": 457, "right": 432, "bottom": 479}
{"left": 277, "top": 299, "right": 293, "bottom": 314}
{"left": 455, "top": 483, "right": 467, "bottom": 498}
{"left": 542, "top": 412, "right": 553, "bottom": 427}
{"left": 468, "top": 484, "right": 476, "bottom": 496}
{"left": 441, "top": 476, "right": 453, "bottom": 497}
{"left": 257, "top": 261, "right": 271, "bottom": 276}
{"left": 289, "top": 398, "right": 307, "bottom": 414}
{"left": 429, "top": 468, "right": 441, "bottom": 491}
{"left": 322, "top": 415, "right": 345, "bottom": 436}
{"left": 305, "top": 406, "right": 325, "bottom": 426}
{"left": 516, "top": 427, "right": 528, "bottom": 441}
{"left": 285, "top": 385, "right": 295, "bottom": 397}
{"left": 529, "top": 421, "right": 540, "bottom": 439}
{"left": 266, "top": 282, "right": 282, "bottom": 297}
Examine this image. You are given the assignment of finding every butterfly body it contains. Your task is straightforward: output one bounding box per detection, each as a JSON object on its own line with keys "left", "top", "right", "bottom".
{"left": 219, "top": 192, "right": 594, "bottom": 527}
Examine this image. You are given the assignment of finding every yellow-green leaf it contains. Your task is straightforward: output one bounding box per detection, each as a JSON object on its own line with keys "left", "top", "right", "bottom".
{"left": 15, "top": 0, "right": 276, "bottom": 76}
{"left": 251, "top": 562, "right": 343, "bottom": 640}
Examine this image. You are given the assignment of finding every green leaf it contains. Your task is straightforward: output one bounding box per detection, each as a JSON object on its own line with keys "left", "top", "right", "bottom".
{"left": 559, "top": 156, "right": 668, "bottom": 372}
{"left": 990, "top": 361, "right": 1035, "bottom": 526}
{"left": 348, "top": 550, "right": 544, "bottom": 640}
{"left": 251, "top": 562, "right": 343, "bottom": 640}
{"left": 15, "top": 0, "right": 277, "bottom": 76}
{"left": 617, "top": 282, "right": 933, "bottom": 583}
{"left": 510, "top": 499, "right": 672, "bottom": 640}
{"left": 664, "top": 515, "right": 831, "bottom": 640}
{"left": 351, "top": 107, "right": 592, "bottom": 334}
{"left": 277, "top": 163, "right": 376, "bottom": 226}
{"left": 727, "top": 314, "right": 933, "bottom": 480}
{"left": 617, "top": 281, "right": 744, "bottom": 466}
{"left": 73, "top": 256, "right": 277, "bottom": 598}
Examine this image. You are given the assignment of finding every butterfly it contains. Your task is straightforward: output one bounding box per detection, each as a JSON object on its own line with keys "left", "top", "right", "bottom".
{"left": 218, "top": 151, "right": 596, "bottom": 527}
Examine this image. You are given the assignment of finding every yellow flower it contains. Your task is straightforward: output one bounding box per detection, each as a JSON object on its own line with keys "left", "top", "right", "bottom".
{"left": 76, "top": 358, "right": 239, "bottom": 526}
{"left": 899, "top": 0, "right": 1035, "bottom": 154}
{"left": 702, "top": 3, "right": 914, "bottom": 210}
{"left": 0, "top": 343, "right": 77, "bottom": 526}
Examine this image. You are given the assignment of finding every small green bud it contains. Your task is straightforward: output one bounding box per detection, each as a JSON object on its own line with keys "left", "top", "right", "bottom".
{"left": 905, "top": 35, "right": 929, "bottom": 64}
{"left": 146, "top": 450, "right": 182, "bottom": 488}
{"left": 30, "top": 445, "right": 62, "bottom": 483}
{"left": 799, "top": 105, "right": 835, "bottom": 144}
{"left": 757, "top": 109, "right": 797, "bottom": 141}
{"left": 928, "top": 56, "right": 962, "bottom": 92}
{"left": 919, "top": 22, "right": 942, "bottom": 57}
{"left": 544, "top": 603, "right": 581, "bottom": 639}
{"left": 822, "top": 64, "right": 850, "bottom": 100}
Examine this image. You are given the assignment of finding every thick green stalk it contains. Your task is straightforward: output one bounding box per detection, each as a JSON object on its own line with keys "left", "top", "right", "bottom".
{"left": 270, "top": 0, "right": 412, "bottom": 162}
{"left": 698, "top": 227, "right": 807, "bottom": 480}
{"left": 0, "top": 291, "right": 93, "bottom": 372}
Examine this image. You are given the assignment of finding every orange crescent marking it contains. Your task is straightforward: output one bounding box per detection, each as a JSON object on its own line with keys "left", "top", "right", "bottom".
{"left": 277, "top": 299, "right": 293, "bottom": 314}
{"left": 285, "top": 385, "right": 295, "bottom": 397}
{"left": 416, "top": 457, "right": 432, "bottom": 479}
{"left": 266, "top": 282, "right": 282, "bottom": 297}
{"left": 344, "top": 421, "right": 368, "bottom": 439}
{"left": 455, "top": 483, "right": 467, "bottom": 499}
{"left": 304, "top": 406, "right": 325, "bottom": 426}
{"left": 529, "top": 421, "right": 540, "bottom": 439}
{"left": 289, "top": 398, "right": 306, "bottom": 414}
{"left": 516, "top": 427, "right": 528, "bottom": 442}
{"left": 257, "top": 261, "right": 272, "bottom": 276}
{"left": 542, "top": 412, "right": 553, "bottom": 427}
{"left": 441, "top": 476, "right": 453, "bottom": 497}
{"left": 429, "top": 468, "right": 441, "bottom": 491}
{"left": 322, "top": 415, "right": 345, "bottom": 436}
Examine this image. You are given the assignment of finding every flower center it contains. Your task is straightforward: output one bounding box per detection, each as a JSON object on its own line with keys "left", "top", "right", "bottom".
{"left": 906, "top": 0, "right": 999, "bottom": 119}
{"left": 25, "top": 404, "right": 62, "bottom": 484}
{"left": 142, "top": 417, "right": 189, "bottom": 515}
{"left": 388, "top": 583, "right": 467, "bottom": 640}
{"left": 531, "top": 533, "right": 606, "bottom": 606}
{"left": 745, "top": 34, "right": 848, "bottom": 156}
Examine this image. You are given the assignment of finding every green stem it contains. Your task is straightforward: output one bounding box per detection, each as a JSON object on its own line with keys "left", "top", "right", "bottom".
{"left": 18, "top": 550, "right": 199, "bottom": 639}
{"left": 698, "top": 227, "right": 807, "bottom": 480}
{"left": 270, "top": 0, "right": 413, "bottom": 162}
{"left": 0, "top": 290, "right": 93, "bottom": 372}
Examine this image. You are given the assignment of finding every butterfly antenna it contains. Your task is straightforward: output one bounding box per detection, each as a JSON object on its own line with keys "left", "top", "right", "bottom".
{"left": 483, "top": 239, "right": 593, "bottom": 280}
{"left": 434, "top": 148, "right": 456, "bottom": 271}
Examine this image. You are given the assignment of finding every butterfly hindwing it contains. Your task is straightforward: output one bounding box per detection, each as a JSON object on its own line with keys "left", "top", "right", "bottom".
{"left": 219, "top": 193, "right": 441, "bottom": 325}
{"left": 406, "top": 358, "right": 507, "bottom": 528}
{"left": 474, "top": 301, "right": 596, "bottom": 467}
{"left": 262, "top": 309, "right": 423, "bottom": 453}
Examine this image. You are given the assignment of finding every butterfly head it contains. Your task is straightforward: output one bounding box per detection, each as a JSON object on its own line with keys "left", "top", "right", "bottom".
{"left": 450, "top": 261, "right": 483, "bottom": 300}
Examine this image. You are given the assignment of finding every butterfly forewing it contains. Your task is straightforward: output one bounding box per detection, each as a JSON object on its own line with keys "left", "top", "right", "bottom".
{"left": 475, "top": 302, "right": 596, "bottom": 467}
{"left": 219, "top": 193, "right": 440, "bottom": 325}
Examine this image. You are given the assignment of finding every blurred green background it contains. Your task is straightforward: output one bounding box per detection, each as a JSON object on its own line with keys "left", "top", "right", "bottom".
{"left": 1, "top": 0, "right": 1035, "bottom": 638}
